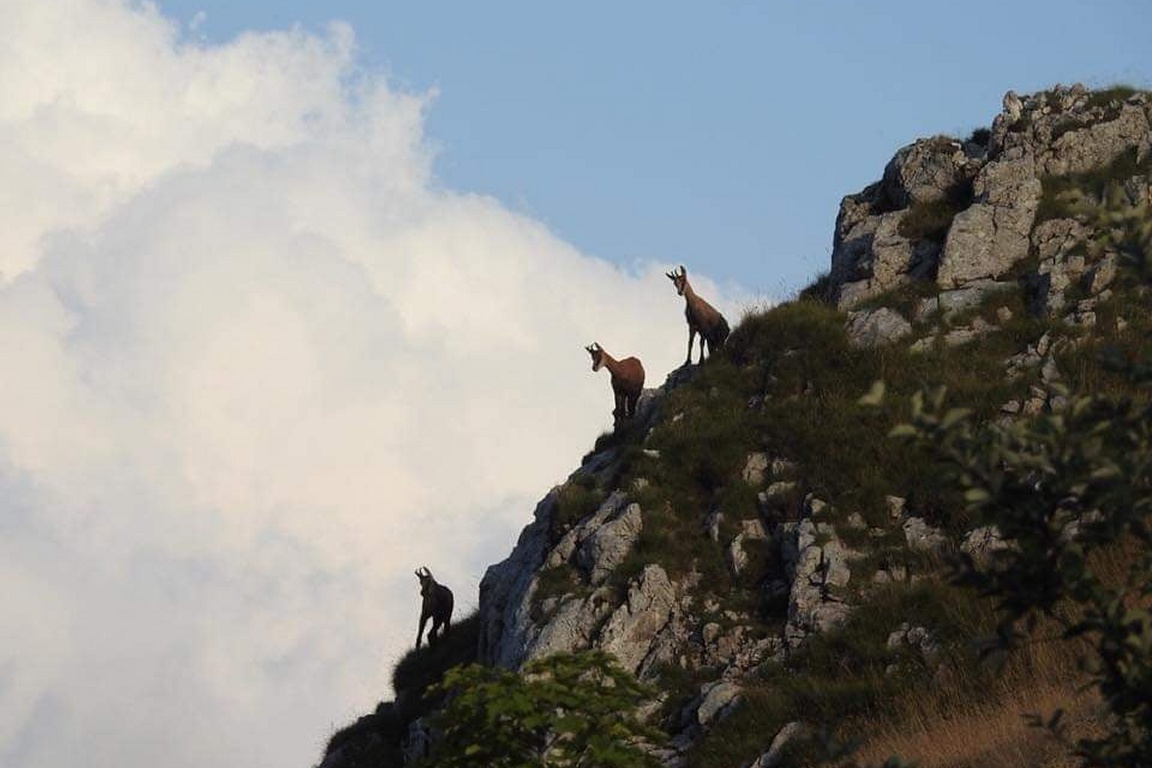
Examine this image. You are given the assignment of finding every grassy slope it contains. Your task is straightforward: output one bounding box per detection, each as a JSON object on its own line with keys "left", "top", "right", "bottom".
{"left": 316, "top": 100, "right": 1151, "bottom": 763}
{"left": 586, "top": 264, "right": 1148, "bottom": 767}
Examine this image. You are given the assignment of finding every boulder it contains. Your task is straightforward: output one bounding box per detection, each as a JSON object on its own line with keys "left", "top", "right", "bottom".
{"left": 846, "top": 307, "right": 912, "bottom": 348}
{"left": 599, "top": 564, "right": 678, "bottom": 675}
{"left": 578, "top": 502, "right": 643, "bottom": 586}
{"left": 938, "top": 158, "right": 1040, "bottom": 287}
{"left": 695, "top": 681, "right": 742, "bottom": 727}
{"left": 751, "top": 722, "right": 809, "bottom": 768}
{"left": 903, "top": 516, "right": 948, "bottom": 553}
{"left": 877, "top": 136, "right": 969, "bottom": 209}
{"left": 780, "top": 520, "right": 854, "bottom": 647}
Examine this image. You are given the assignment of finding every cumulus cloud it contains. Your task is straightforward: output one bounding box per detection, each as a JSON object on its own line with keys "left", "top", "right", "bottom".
{"left": 0, "top": 2, "right": 740, "bottom": 767}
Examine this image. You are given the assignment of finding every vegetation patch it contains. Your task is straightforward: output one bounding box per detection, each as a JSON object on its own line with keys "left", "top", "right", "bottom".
{"left": 390, "top": 612, "right": 482, "bottom": 722}
{"left": 548, "top": 472, "right": 604, "bottom": 542}
{"left": 967, "top": 126, "right": 991, "bottom": 146}
{"left": 897, "top": 178, "right": 975, "bottom": 244}
{"left": 1083, "top": 84, "right": 1141, "bottom": 113}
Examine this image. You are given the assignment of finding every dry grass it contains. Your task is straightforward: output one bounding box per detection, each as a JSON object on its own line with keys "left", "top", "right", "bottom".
{"left": 849, "top": 543, "right": 1143, "bottom": 768}
{"left": 852, "top": 673, "right": 1103, "bottom": 768}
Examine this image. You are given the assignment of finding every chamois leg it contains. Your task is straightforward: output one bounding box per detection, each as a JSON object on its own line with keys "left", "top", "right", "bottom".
{"left": 626, "top": 392, "right": 639, "bottom": 419}
{"left": 686, "top": 327, "right": 697, "bottom": 366}
{"left": 416, "top": 613, "right": 428, "bottom": 650}
{"left": 612, "top": 394, "right": 625, "bottom": 430}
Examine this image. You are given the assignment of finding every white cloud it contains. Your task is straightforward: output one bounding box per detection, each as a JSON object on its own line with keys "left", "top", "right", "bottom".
{"left": 0, "top": 2, "right": 741, "bottom": 767}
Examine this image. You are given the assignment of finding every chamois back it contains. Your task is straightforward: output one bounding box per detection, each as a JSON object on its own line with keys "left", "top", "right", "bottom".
{"left": 585, "top": 342, "right": 645, "bottom": 428}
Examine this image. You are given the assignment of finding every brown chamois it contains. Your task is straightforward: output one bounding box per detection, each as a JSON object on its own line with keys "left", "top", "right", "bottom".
{"left": 585, "top": 342, "right": 645, "bottom": 429}
{"left": 666, "top": 265, "right": 729, "bottom": 365}
{"left": 415, "top": 566, "right": 454, "bottom": 650}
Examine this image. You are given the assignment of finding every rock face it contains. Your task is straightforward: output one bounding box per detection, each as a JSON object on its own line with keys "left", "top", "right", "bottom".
{"left": 938, "top": 158, "right": 1041, "bottom": 287}
{"left": 829, "top": 85, "right": 1152, "bottom": 309}
{"left": 779, "top": 518, "right": 855, "bottom": 647}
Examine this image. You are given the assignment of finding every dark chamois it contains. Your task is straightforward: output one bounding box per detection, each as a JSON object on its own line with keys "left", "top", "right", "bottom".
{"left": 666, "top": 265, "right": 729, "bottom": 365}
{"left": 585, "top": 342, "right": 645, "bottom": 429}
{"left": 415, "top": 566, "right": 453, "bottom": 650}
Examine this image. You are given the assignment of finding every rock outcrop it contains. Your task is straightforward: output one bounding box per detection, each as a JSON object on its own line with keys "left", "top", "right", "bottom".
{"left": 316, "top": 85, "right": 1151, "bottom": 768}
{"left": 829, "top": 85, "right": 1151, "bottom": 310}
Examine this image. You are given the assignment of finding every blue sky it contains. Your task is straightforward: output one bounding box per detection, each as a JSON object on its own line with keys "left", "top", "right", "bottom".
{"left": 158, "top": 0, "right": 1151, "bottom": 298}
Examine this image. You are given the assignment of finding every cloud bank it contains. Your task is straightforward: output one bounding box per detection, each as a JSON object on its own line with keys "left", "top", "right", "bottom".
{"left": 0, "top": 2, "right": 739, "bottom": 767}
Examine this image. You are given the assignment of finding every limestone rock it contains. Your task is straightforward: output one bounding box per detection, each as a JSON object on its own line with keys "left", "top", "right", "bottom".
{"left": 742, "top": 452, "right": 770, "bottom": 485}
{"left": 846, "top": 307, "right": 912, "bottom": 348}
{"left": 878, "top": 136, "right": 969, "bottom": 209}
{"left": 578, "top": 502, "right": 643, "bottom": 586}
{"left": 1041, "top": 102, "right": 1151, "bottom": 177}
{"left": 960, "top": 525, "right": 1010, "bottom": 569}
{"left": 915, "top": 279, "right": 1012, "bottom": 321}
{"left": 903, "top": 516, "right": 948, "bottom": 553}
{"left": 599, "top": 564, "right": 677, "bottom": 676}
{"left": 695, "top": 681, "right": 742, "bottom": 727}
{"left": 751, "top": 722, "right": 809, "bottom": 768}
{"left": 523, "top": 589, "right": 612, "bottom": 660}
{"left": 938, "top": 158, "right": 1040, "bottom": 287}
{"left": 728, "top": 519, "right": 768, "bottom": 576}
{"left": 780, "top": 520, "right": 854, "bottom": 647}
{"left": 479, "top": 490, "right": 561, "bottom": 668}
{"left": 827, "top": 86, "right": 1151, "bottom": 306}
{"left": 886, "top": 622, "right": 942, "bottom": 663}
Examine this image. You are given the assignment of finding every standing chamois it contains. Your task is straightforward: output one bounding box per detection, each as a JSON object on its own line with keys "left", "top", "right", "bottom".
{"left": 585, "top": 342, "right": 645, "bottom": 429}
{"left": 415, "top": 566, "right": 453, "bottom": 650}
{"left": 666, "top": 265, "right": 730, "bottom": 365}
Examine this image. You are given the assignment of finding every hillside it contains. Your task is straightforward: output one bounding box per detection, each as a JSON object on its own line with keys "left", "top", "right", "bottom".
{"left": 316, "top": 84, "right": 1151, "bottom": 768}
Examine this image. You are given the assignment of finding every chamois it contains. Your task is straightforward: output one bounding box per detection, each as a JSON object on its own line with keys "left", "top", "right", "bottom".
{"left": 415, "top": 566, "right": 454, "bottom": 650}
{"left": 666, "top": 265, "right": 729, "bottom": 365}
{"left": 585, "top": 342, "right": 645, "bottom": 429}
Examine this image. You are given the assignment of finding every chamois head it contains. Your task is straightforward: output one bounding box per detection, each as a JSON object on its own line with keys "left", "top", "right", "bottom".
{"left": 666, "top": 265, "right": 688, "bottom": 296}
{"left": 585, "top": 342, "right": 605, "bottom": 372}
{"left": 415, "top": 566, "right": 436, "bottom": 595}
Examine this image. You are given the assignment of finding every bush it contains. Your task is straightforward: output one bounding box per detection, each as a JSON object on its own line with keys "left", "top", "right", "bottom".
{"left": 423, "top": 651, "right": 662, "bottom": 768}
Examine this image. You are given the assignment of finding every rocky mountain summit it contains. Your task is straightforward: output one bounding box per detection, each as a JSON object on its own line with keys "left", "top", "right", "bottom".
{"left": 317, "top": 85, "right": 1151, "bottom": 768}
{"left": 832, "top": 84, "right": 1149, "bottom": 308}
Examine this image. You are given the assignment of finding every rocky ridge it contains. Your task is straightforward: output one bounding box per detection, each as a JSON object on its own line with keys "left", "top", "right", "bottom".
{"left": 832, "top": 84, "right": 1149, "bottom": 332}
{"left": 317, "top": 85, "right": 1151, "bottom": 768}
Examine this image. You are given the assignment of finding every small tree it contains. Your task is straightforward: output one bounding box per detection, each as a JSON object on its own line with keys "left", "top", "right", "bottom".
{"left": 421, "top": 650, "right": 663, "bottom": 768}
{"left": 882, "top": 192, "right": 1151, "bottom": 766}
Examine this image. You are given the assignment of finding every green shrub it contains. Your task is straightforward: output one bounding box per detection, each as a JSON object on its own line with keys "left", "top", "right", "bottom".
{"left": 423, "top": 651, "right": 662, "bottom": 768}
